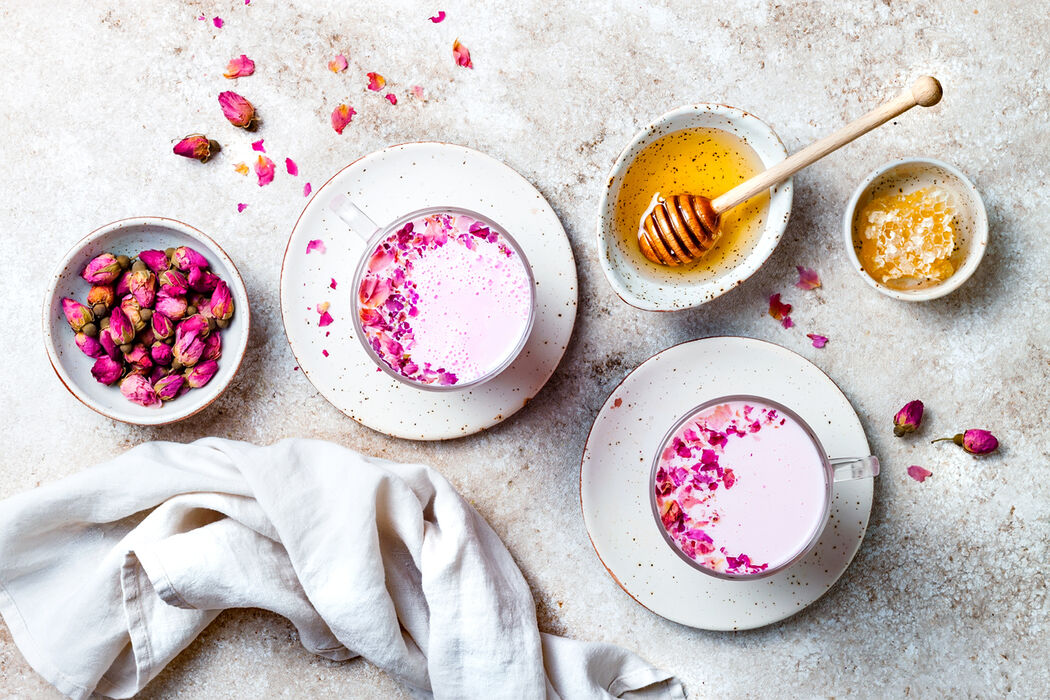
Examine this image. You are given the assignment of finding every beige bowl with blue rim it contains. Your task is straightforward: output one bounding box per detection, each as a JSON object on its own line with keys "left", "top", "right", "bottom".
{"left": 597, "top": 104, "right": 793, "bottom": 311}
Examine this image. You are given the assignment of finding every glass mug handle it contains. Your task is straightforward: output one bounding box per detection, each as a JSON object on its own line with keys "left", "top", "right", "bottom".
{"left": 328, "top": 194, "right": 378, "bottom": 243}
{"left": 830, "top": 456, "right": 880, "bottom": 482}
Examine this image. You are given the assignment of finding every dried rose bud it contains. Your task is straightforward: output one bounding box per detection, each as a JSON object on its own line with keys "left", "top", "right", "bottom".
{"left": 171, "top": 246, "right": 209, "bottom": 271}
{"left": 218, "top": 91, "right": 257, "bottom": 129}
{"left": 173, "top": 326, "right": 205, "bottom": 367}
{"left": 933, "top": 429, "right": 999, "bottom": 455}
{"left": 155, "top": 292, "right": 188, "bottom": 320}
{"left": 120, "top": 296, "right": 146, "bottom": 332}
{"left": 173, "top": 134, "right": 220, "bottom": 163}
{"left": 188, "top": 266, "right": 220, "bottom": 293}
{"left": 87, "top": 284, "right": 115, "bottom": 308}
{"left": 123, "top": 343, "right": 154, "bottom": 373}
{"left": 159, "top": 269, "right": 190, "bottom": 297}
{"left": 210, "top": 280, "right": 234, "bottom": 321}
{"left": 109, "top": 307, "right": 135, "bottom": 345}
{"left": 61, "top": 298, "right": 94, "bottom": 331}
{"left": 148, "top": 366, "right": 167, "bottom": 385}
{"left": 138, "top": 326, "right": 156, "bottom": 347}
{"left": 150, "top": 341, "right": 173, "bottom": 366}
{"left": 154, "top": 374, "right": 185, "bottom": 401}
{"left": 120, "top": 374, "right": 161, "bottom": 407}
{"left": 178, "top": 314, "right": 211, "bottom": 339}
{"left": 202, "top": 332, "right": 222, "bottom": 362}
{"left": 128, "top": 270, "right": 157, "bottom": 307}
{"left": 195, "top": 294, "right": 214, "bottom": 320}
{"left": 115, "top": 270, "right": 133, "bottom": 297}
{"left": 139, "top": 249, "right": 170, "bottom": 273}
{"left": 893, "top": 400, "right": 924, "bottom": 437}
{"left": 91, "top": 356, "right": 123, "bottom": 385}
{"left": 98, "top": 327, "right": 121, "bottom": 360}
{"left": 185, "top": 359, "right": 218, "bottom": 388}
{"left": 81, "top": 253, "right": 122, "bottom": 284}
{"left": 75, "top": 332, "right": 105, "bottom": 358}
{"left": 151, "top": 311, "right": 174, "bottom": 340}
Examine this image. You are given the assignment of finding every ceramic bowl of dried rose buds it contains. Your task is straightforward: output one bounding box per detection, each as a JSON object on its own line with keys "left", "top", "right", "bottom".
{"left": 42, "top": 217, "right": 250, "bottom": 425}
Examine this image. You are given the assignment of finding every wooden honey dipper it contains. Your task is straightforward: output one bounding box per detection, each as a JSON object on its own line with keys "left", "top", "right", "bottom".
{"left": 638, "top": 76, "right": 943, "bottom": 266}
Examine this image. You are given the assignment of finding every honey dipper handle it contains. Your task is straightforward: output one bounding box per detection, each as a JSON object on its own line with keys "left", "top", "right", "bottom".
{"left": 710, "top": 76, "right": 943, "bottom": 214}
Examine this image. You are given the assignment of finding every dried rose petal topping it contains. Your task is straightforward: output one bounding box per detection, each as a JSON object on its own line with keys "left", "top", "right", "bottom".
{"left": 303, "top": 182, "right": 312, "bottom": 197}
{"left": 328, "top": 54, "right": 348, "bottom": 73}
{"left": 319, "top": 310, "right": 333, "bottom": 327}
{"left": 306, "top": 239, "right": 326, "bottom": 255}
{"left": 212, "top": 16, "right": 223, "bottom": 28}
{"left": 385, "top": 93, "right": 397, "bottom": 105}
{"left": 907, "top": 465, "right": 932, "bottom": 483}
{"left": 234, "top": 162, "right": 249, "bottom": 175}
{"left": 768, "top": 293, "right": 792, "bottom": 328}
{"left": 429, "top": 11, "right": 446, "bottom": 22}
{"left": 251, "top": 139, "right": 265, "bottom": 152}
{"left": 366, "top": 72, "right": 386, "bottom": 91}
{"left": 254, "top": 155, "right": 275, "bottom": 186}
{"left": 795, "top": 266, "right": 821, "bottom": 290}
{"left": 322, "top": 349, "right": 329, "bottom": 357}
{"left": 223, "top": 54, "right": 255, "bottom": 79}
{"left": 452, "top": 39, "right": 473, "bottom": 68}
{"left": 237, "top": 203, "right": 248, "bottom": 213}
{"left": 331, "top": 104, "right": 356, "bottom": 134}
{"left": 807, "top": 333, "right": 828, "bottom": 348}
{"left": 411, "top": 85, "right": 424, "bottom": 100}
{"left": 285, "top": 158, "right": 298, "bottom": 176}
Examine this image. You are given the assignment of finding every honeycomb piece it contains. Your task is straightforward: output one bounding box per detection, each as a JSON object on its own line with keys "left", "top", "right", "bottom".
{"left": 857, "top": 186, "right": 957, "bottom": 288}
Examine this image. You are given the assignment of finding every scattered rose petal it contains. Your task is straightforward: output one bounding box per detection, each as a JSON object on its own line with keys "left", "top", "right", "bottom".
{"left": 234, "top": 162, "right": 249, "bottom": 175}
{"left": 613, "top": 397, "right": 623, "bottom": 408}
{"left": 452, "top": 39, "right": 473, "bottom": 68}
{"left": 807, "top": 333, "right": 828, "bottom": 348}
{"left": 429, "top": 11, "right": 446, "bottom": 22}
{"left": 303, "top": 182, "right": 312, "bottom": 197}
{"left": 285, "top": 157, "right": 298, "bottom": 176}
{"left": 328, "top": 54, "right": 348, "bottom": 73}
{"left": 330, "top": 278, "right": 338, "bottom": 289}
{"left": 212, "top": 16, "right": 223, "bottom": 28}
{"left": 254, "top": 155, "right": 275, "bottom": 186}
{"left": 223, "top": 54, "right": 255, "bottom": 79}
{"left": 411, "top": 85, "right": 424, "bottom": 99}
{"left": 385, "top": 93, "right": 397, "bottom": 105}
{"left": 251, "top": 139, "right": 265, "bottom": 152}
{"left": 795, "top": 266, "right": 821, "bottom": 290}
{"left": 237, "top": 203, "right": 248, "bottom": 213}
{"left": 768, "top": 293, "right": 792, "bottom": 328}
{"left": 322, "top": 349, "right": 329, "bottom": 357}
{"left": 197, "top": 14, "right": 206, "bottom": 21}
{"left": 907, "top": 465, "right": 932, "bottom": 483}
{"left": 367, "top": 72, "right": 386, "bottom": 91}
{"left": 306, "top": 239, "right": 326, "bottom": 255}
{"left": 331, "top": 104, "right": 355, "bottom": 134}
{"left": 319, "top": 311, "right": 333, "bottom": 327}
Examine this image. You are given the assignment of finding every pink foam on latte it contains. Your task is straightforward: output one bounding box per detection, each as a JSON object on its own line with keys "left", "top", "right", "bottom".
{"left": 653, "top": 400, "right": 827, "bottom": 576}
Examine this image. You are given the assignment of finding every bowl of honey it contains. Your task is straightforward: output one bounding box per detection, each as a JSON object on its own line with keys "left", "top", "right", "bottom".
{"left": 597, "top": 104, "right": 793, "bottom": 311}
{"left": 844, "top": 158, "right": 988, "bottom": 301}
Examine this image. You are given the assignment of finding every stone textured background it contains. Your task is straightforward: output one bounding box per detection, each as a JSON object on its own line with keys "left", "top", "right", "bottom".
{"left": 1, "top": 0, "right": 1047, "bottom": 697}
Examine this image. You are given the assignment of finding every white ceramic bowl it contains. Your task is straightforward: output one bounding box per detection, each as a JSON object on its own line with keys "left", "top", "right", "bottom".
{"left": 843, "top": 157, "right": 988, "bottom": 301}
{"left": 42, "top": 217, "right": 251, "bottom": 425}
{"left": 597, "top": 104, "right": 793, "bottom": 311}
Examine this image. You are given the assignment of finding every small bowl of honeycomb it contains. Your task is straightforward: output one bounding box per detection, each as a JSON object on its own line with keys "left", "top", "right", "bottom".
{"left": 844, "top": 158, "right": 987, "bottom": 301}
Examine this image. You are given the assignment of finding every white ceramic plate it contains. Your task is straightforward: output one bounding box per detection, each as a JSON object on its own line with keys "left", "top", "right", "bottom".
{"left": 280, "top": 142, "right": 578, "bottom": 440}
{"left": 580, "top": 337, "right": 874, "bottom": 630}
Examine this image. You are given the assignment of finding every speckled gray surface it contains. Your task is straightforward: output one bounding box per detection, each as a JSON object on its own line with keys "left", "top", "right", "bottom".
{"left": 2, "top": 1, "right": 1048, "bottom": 697}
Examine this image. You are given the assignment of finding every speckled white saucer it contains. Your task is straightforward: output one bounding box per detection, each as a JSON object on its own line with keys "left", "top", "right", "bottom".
{"left": 280, "top": 142, "right": 578, "bottom": 441}
{"left": 581, "top": 337, "right": 874, "bottom": 630}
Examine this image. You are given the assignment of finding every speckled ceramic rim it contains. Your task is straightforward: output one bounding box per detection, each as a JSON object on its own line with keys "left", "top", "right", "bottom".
{"left": 842, "top": 157, "right": 988, "bottom": 301}
{"left": 41, "top": 217, "right": 251, "bottom": 426}
{"left": 349, "top": 206, "right": 537, "bottom": 392}
{"left": 648, "top": 394, "right": 833, "bottom": 581}
{"left": 596, "top": 103, "right": 793, "bottom": 311}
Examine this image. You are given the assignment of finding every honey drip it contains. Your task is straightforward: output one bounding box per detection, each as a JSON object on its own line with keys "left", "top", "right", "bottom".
{"left": 857, "top": 186, "right": 956, "bottom": 288}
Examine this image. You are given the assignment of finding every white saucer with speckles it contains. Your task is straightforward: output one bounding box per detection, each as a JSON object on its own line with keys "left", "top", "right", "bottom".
{"left": 280, "top": 142, "right": 577, "bottom": 441}
{"left": 580, "top": 337, "right": 874, "bottom": 630}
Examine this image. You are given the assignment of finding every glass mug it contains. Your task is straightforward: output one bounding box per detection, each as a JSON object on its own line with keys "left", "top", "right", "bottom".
{"left": 328, "top": 195, "right": 536, "bottom": 391}
{"left": 650, "top": 394, "right": 879, "bottom": 580}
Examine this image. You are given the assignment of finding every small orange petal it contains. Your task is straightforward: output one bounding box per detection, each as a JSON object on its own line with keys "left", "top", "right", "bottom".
{"left": 234, "top": 162, "right": 249, "bottom": 175}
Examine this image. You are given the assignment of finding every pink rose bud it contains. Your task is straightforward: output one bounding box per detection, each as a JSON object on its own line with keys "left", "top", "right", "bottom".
{"left": 120, "top": 374, "right": 161, "bottom": 407}
{"left": 61, "top": 298, "right": 94, "bottom": 331}
{"left": 188, "top": 266, "right": 220, "bottom": 293}
{"left": 138, "top": 326, "right": 156, "bottom": 347}
{"left": 218, "top": 91, "right": 257, "bottom": 129}
{"left": 185, "top": 360, "right": 219, "bottom": 388}
{"left": 173, "top": 134, "right": 220, "bottom": 162}
{"left": 202, "top": 332, "right": 222, "bottom": 361}
{"left": 98, "top": 327, "right": 121, "bottom": 360}
{"left": 120, "top": 296, "right": 146, "bottom": 332}
{"left": 195, "top": 293, "right": 214, "bottom": 319}
{"left": 155, "top": 292, "right": 188, "bottom": 320}
{"left": 109, "top": 307, "right": 135, "bottom": 345}
{"left": 932, "top": 429, "right": 999, "bottom": 455}
{"left": 139, "top": 249, "right": 170, "bottom": 273}
{"left": 893, "top": 400, "right": 924, "bottom": 437}
{"left": 171, "top": 246, "right": 209, "bottom": 271}
{"left": 179, "top": 314, "right": 210, "bottom": 337}
{"left": 210, "top": 280, "right": 234, "bottom": 320}
{"left": 173, "top": 327, "right": 205, "bottom": 367}
{"left": 75, "top": 332, "right": 105, "bottom": 358}
{"left": 159, "top": 269, "right": 189, "bottom": 296}
{"left": 153, "top": 374, "right": 185, "bottom": 401}
{"left": 148, "top": 366, "right": 167, "bottom": 385}
{"left": 123, "top": 343, "right": 153, "bottom": 373}
{"left": 128, "top": 270, "right": 157, "bottom": 307}
{"left": 115, "top": 270, "right": 133, "bottom": 297}
{"left": 91, "top": 356, "right": 124, "bottom": 385}
{"left": 151, "top": 311, "right": 174, "bottom": 340}
{"left": 81, "top": 253, "right": 122, "bottom": 284}
{"left": 87, "top": 284, "right": 115, "bottom": 308}
{"left": 150, "top": 341, "right": 173, "bottom": 366}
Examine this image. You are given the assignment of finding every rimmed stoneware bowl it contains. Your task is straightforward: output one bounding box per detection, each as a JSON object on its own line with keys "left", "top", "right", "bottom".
{"left": 597, "top": 104, "right": 793, "bottom": 311}
{"left": 42, "top": 217, "right": 251, "bottom": 425}
{"left": 843, "top": 157, "right": 988, "bottom": 301}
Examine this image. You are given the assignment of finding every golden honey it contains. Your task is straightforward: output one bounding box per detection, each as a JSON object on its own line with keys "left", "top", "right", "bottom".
{"left": 614, "top": 127, "right": 769, "bottom": 280}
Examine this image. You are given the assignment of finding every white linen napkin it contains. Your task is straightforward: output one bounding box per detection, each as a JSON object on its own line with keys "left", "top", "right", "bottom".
{"left": 0, "top": 438, "right": 682, "bottom": 700}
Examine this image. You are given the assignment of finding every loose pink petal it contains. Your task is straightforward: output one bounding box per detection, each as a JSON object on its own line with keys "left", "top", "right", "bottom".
{"left": 197, "top": 15, "right": 206, "bottom": 21}
{"left": 237, "top": 203, "right": 248, "bottom": 213}
{"left": 411, "top": 85, "right": 424, "bottom": 99}
{"left": 795, "top": 266, "right": 821, "bottom": 290}
{"left": 251, "top": 139, "right": 265, "bottom": 152}
{"left": 322, "top": 349, "right": 329, "bottom": 357}
{"left": 367, "top": 72, "right": 386, "bottom": 91}
{"left": 306, "top": 239, "right": 326, "bottom": 255}
{"left": 807, "top": 333, "right": 828, "bottom": 348}
{"left": 452, "top": 39, "right": 473, "bottom": 68}
{"left": 331, "top": 104, "right": 356, "bottom": 134}
{"left": 212, "top": 16, "right": 223, "bottom": 28}
{"left": 385, "top": 93, "right": 397, "bottom": 105}
{"left": 319, "top": 311, "right": 334, "bottom": 327}
{"left": 254, "top": 155, "right": 275, "bottom": 186}
{"left": 330, "top": 278, "right": 338, "bottom": 289}
{"left": 782, "top": 317, "right": 794, "bottom": 329}
{"left": 303, "top": 182, "right": 312, "bottom": 197}
{"left": 768, "top": 293, "right": 792, "bottom": 327}
{"left": 223, "top": 54, "right": 255, "bottom": 79}
{"left": 907, "top": 465, "right": 932, "bottom": 483}
{"left": 328, "top": 54, "right": 348, "bottom": 73}
{"left": 429, "top": 11, "right": 446, "bottom": 23}
{"left": 285, "top": 157, "right": 298, "bottom": 176}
